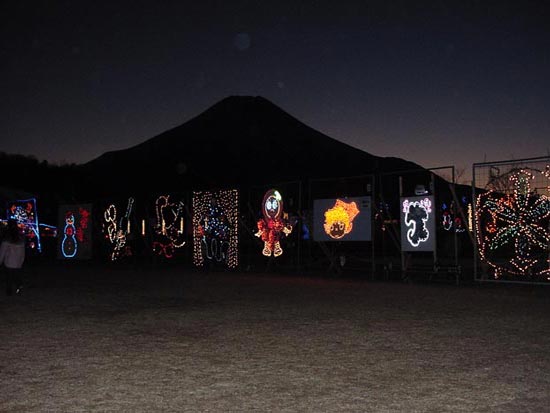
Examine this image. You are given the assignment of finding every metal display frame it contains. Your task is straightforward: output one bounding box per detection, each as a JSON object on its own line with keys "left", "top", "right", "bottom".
{"left": 472, "top": 156, "right": 550, "bottom": 285}
{"left": 307, "top": 174, "right": 376, "bottom": 277}
{"left": 379, "top": 166, "right": 461, "bottom": 284}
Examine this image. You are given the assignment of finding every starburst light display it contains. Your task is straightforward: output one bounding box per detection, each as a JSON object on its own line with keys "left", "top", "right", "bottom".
{"left": 475, "top": 168, "right": 550, "bottom": 279}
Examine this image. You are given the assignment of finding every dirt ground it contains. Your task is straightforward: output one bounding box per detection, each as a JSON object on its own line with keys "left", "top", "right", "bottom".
{"left": 1, "top": 263, "right": 549, "bottom": 412}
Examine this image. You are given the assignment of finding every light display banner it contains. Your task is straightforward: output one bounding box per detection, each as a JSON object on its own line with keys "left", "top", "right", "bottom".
{"left": 192, "top": 189, "right": 239, "bottom": 268}
{"left": 57, "top": 204, "right": 93, "bottom": 259}
{"left": 7, "top": 198, "right": 41, "bottom": 252}
{"left": 400, "top": 196, "right": 436, "bottom": 252}
{"left": 313, "top": 197, "right": 371, "bottom": 241}
{"left": 475, "top": 168, "right": 550, "bottom": 279}
{"left": 152, "top": 195, "right": 186, "bottom": 259}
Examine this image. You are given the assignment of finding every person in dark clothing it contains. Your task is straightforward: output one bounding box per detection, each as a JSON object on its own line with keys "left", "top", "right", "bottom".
{"left": 0, "top": 219, "right": 26, "bottom": 295}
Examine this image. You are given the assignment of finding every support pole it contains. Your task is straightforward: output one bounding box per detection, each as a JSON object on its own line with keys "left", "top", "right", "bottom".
{"left": 399, "top": 176, "right": 405, "bottom": 280}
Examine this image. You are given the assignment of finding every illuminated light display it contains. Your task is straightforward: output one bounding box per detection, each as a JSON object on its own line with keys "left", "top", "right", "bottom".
{"left": 313, "top": 197, "right": 372, "bottom": 241}
{"left": 400, "top": 196, "right": 436, "bottom": 251}
{"left": 39, "top": 223, "right": 58, "bottom": 239}
{"left": 7, "top": 198, "right": 42, "bottom": 252}
{"left": 152, "top": 195, "right": 186, "bottom": 259}
{"left": 192, "top": 190, "right": 239, "bottom": 268}
{"left": 103, "top": 198, "right": 134, "bottom": 261}
{"left": 61, "top": 213, "right": 77, "bottom": 258}
{"left": 302, "top": 222, "right": 310, "bottom": 240}
{"left": 323, "top": 199, "right": 360, "bottom": 239}
{"left": 442, "top": 211, "right": 453, "bottom": 232}
{"left": 57, "top": 204, "right": 92, "bottom": 259}
{"left": 441, "top": 201, "right": 467, "bottom": 233}
{"left": 544, "top": 165, "right": 550, "bottom": 193}
{"left": 468, "top": 203, "right": 473, "bottom": 232}
{"left": 475, "top": 169, "right": 550, "bottom": 279}
{"left": 255, "top": 189, "right": 294, "bottom": 257}
{"left": 455, "top": 216, "right": 466, "bottom": 233}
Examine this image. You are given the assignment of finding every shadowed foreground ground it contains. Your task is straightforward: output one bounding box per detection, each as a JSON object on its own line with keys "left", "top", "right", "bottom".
{"left": 1, "top": 264, "right": 549, "bottom": 412}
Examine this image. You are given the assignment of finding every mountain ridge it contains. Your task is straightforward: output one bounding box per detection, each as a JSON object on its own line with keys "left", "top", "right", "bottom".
{"left": 80, "top": 95, "right": 424, "bottom": 196}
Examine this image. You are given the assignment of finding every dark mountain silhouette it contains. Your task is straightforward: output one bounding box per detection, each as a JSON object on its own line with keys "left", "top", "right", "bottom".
{"left": 80, "top": 96, "right": 424, "bottom": 197}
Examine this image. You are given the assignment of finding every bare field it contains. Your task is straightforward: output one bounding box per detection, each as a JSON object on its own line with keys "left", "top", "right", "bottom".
{"left": 1, "top": 264, "right": 549, "bottom": 412}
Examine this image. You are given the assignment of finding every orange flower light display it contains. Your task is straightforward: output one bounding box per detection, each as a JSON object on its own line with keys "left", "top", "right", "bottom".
{"left": 323, "top": 199, "right": 360, "bottom": 239}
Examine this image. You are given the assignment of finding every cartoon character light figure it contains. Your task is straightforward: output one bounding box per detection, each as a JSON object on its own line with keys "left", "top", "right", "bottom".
{"left": 403, "top": 198, "right": 432, "bottom": 247}
{"left": 323, "top": 199, "right": 360, "bottom": 239}
{"left": 255, "top": 189, "right": 293, "bottom": 257}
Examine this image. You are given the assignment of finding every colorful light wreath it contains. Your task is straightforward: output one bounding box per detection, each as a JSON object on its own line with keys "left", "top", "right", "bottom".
{"left": 153, "top": 195, "right": 186, "bottom": 259}
{"left": 192, "top": 190, "right": 239, "bottom": 268}
{"left": 475, "top": 168, "right": 550, "bottom": 279}
{"left": 255, "top": 189, "right": 293, "bottom": 257}
{"left": 323, "top": 199, "right": 360, "bottom": 239}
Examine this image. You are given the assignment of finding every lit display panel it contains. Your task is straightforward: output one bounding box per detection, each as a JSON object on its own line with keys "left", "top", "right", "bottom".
{"left": 475, "top": 168, "right": 550, "bottom": 279}
{"left": 57, "top": 204, "right": 92, "bottom": 259}
{"left": 400, "top": 196, "right": 436, "bottom": 252}
{"left": 192, "top": 190, "right": 239, "bottom": 268}
{"left": 313, "top": 197, "right": 372, "bottom": 242}
{"left": 152, "top": 195, "right": 186, "bottom": 259}
{"left": 7, "top": 198, "right": 41, "bottom": 252}
{"left": 103, "top": 197, "right": 134, "bottom": 261}
{"left": 255, "top": 189, "right": 294, "bottom": 257}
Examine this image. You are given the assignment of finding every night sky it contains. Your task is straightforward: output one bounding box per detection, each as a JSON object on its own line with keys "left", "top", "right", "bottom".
{"left": 2, "top": 1, "right": 549, "bottom": 181}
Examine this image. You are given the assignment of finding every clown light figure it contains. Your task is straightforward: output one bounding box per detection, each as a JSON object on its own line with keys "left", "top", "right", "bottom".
{"left": 255, "top": 189, "right": 293, "bottom": 257}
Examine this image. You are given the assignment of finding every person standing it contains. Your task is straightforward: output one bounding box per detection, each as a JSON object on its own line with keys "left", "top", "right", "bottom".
{"left": 0, "top": 219, "right": 26, "bottom": 295}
